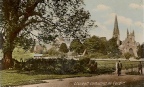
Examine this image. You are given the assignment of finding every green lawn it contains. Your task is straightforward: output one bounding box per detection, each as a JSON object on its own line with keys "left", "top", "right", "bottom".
{"left": 0, "top": 70, "right": 93, "bottom": 86}
{"left": 97, "top": 60, "right": 142, "bottom": 69}
{"left": 1, "top": 60, "right": 143, "bottom": 86}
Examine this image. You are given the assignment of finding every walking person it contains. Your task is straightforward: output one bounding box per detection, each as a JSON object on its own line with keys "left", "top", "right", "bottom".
{"left": 138, "top": 61, "right": 143, "bottom": 74}
{"left": 116, "top": 61, "right": 122, "bottom": 76}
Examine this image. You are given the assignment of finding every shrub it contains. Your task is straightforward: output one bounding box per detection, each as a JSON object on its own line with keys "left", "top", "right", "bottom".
{"left": 124, "top": 52, "right": 132, "bottom": 59}
{"left": 97, "top": 67, "right": 115, "bottom": 74}
{"left": 14, "top": 58, "right": 116, "bottom": 75}
{"left": 88, "top": 60, "right": 97, "bottom": 74}
{"left": 125, "top": 71, "right": 140, "bottom": 75}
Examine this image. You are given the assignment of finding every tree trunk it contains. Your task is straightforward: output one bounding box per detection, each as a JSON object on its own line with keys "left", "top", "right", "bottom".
{"left": 2, "top": 51, "right": 14, "bottom": 69}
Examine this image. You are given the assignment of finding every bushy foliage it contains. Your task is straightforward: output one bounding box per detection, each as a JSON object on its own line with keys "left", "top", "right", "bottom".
{"left": 2, "top": 0, "right": 96, "bottom": 69}
{"left": 106, "top": 37, "right": 122, "bottom": 58}
{"left": 47, "top": 47, "right": 60, "bottom": 56}
{"left": 69, "top": 39, "right": 85, "bottom": 55}
{"left": 12, "top": 57, "right": 115, "bottom": 75}
{"left": 88, "top": 60, "right": 97, "bottom": 73}
{"left": 89, "top": 52, "right": 108, "bottom": 58}
{"left": 124, "top": 52, "right": 132, "bottom": 59}
{"left": 125, "top": 71, "right": 140, "bottom": 75}
{"left": 59, "top": 43, "right": 69, "bottom": 53}
{"left": 83, "top": 36, "right": 106, "bottom": 54}
{"left": 12, "top": 46, "right": 33, "bottom": 61}
{"left": 12, "top": 58, "right": 90, "bottom": 74}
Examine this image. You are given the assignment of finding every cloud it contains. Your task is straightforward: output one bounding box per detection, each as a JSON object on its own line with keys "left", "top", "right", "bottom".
{"left": 93, "top": 4, "right": 111, "bottom": 11}
{"left": 134, "top": 21, "right": 144, "bottom": 28}
{"left": 104, "top": 13, "right": 133, "bottom": 26}
{"left": 90, "top": 22, "right": 112, "bottom": 39}
{"left": 118, "top": 16, "right": 133, "bottom": 25}
{"left": 129, "top": 3, "right": 144, "bottom": 9}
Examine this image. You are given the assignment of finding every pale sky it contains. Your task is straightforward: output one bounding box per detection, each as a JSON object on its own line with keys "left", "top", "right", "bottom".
{"left": 84, "top": 0, "right": 144, "bottom": 44}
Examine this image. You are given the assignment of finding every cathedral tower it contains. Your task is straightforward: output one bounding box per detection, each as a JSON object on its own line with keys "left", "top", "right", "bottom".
{"left": 127, "top": 29, "right": 129, "bottom": 37}
{"left": 113, "top": 15, "right": 120, "bottom": 45}
{"left": 119, "top": 29, "right": 138, "bottom": 57}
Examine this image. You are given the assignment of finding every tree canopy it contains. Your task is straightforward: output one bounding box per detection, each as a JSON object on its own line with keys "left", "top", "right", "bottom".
{"left": 1, "top": 0, "right": 95, "bottom": 69}
{"left": 69, "top": 39, "right": 84, "bottom": 54}
{"left": 106, "top": 37, "right": 121, "bottom": 58}
{"left": 59, "top": 43, "right": 69, "bottom": 53}
{"left": 83, "top": 35, "right": 106, "bottom": 54}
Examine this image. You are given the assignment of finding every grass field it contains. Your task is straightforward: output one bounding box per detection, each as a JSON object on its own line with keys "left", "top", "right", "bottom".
{"left": 97, "top": 60, "right": 142, "bottom": 69}
{"left": 0, "top": 70, "right": 93, "bottom": 86}
{"left": 1, "top": 60, "right": 143, "bottom": 86}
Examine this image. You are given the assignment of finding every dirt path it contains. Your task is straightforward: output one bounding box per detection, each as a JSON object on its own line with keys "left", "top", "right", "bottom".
{"left": 18, "top": 68, "right": 144, "bottom": 87}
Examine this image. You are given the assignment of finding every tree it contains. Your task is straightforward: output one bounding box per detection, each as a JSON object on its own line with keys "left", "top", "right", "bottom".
{"left": 1, "top": 0, "right": 95, "bottom": 69}
{"left": 69, "top": 39, "right": 84, "bottom": 55}
{"left": 59, "top": 43, "right": 69, "bottom": 53}
{"left": 124, "top": 52, "right": 132, "bottom": 60}
{"left": 142, "top": 43, "right": 144, "bottom": 58}
{"left": 47, "top": 47, "right": 60, "bottom": 56}
{"left": 83, "top": 35, "right": 106, "bottom": 54}
{"left": 12, "top": 46, "right": 33, "bottom": 62}
{"left": 106, "top": 37, "right": 121, "bottom": 58}
{"left": 137, "top": 44, "right": 144, "bottom": 58}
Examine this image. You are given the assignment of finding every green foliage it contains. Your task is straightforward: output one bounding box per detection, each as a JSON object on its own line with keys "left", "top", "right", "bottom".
{"left": 12, "top": 46, "right": 33, "bottom": 62}
{"left": 59, "top": 43, "right": 69, "bottom": 53}
{"left": 137, "top": 44, "right": 143, "bottom": 58}
{"left": 14, "top": 58, "right": 90, "bottom": 74}
{"left": 88, "top": 60, "right": 97, "bottom": 73}
{"left": 135, "top": 57, "right": 140, "bottom": 60}
{"left": 1, "top": 70, "right": 93, "bottom": 86}
{"left": 88, "top": 52, "right": 108, "bottom": 58}
{"left": 125, "top": 71, "right": 140, "bottom": 75}
{"left": 2, "top": 0, "right": 95, "bottom": 52}
{"left": 69, "top": 39, "right": 85, "bottom": 54}
{"left": 10, "top": 58, "right": 141, "bottom": 76}
{"left": 106, "top": 37, "right": 121, "bottom": 58}
{"left": 47, "top": 47, "right": 60, "bottom": 56}
{"left": 59, "top": 52, "right": 68, "bottom": 58}
{"left": 83, "top": 35, "right": 106, "bottom": 54}
{"left": 2, "top": 0, "right": 96, "bottom": 69}
{"left": 124, "top": 52, "right": 132, "bottom": 59}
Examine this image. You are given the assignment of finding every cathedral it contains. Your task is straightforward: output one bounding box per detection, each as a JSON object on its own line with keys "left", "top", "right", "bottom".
{"left": 112, "top": 15, "right": 138, "bottom": 57}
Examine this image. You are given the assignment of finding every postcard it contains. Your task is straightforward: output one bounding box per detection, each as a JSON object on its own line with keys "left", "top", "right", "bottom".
{"left": 0, "top": 0, "right": 144, "bottom": 87}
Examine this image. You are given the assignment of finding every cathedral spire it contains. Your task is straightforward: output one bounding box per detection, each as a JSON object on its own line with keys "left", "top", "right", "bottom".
{"left": 132, "top": 30, "right": 135, "bottom": 36}
{"left": 113, "top": 15, "right": 120, "bottom": 38}
{"left": 127, "top": 29, "right": 129, "bottom": 37}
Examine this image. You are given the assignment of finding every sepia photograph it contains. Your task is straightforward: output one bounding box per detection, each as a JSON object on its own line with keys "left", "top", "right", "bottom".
{"left": 0, "top": 0, "right": 144, "bottom": 87}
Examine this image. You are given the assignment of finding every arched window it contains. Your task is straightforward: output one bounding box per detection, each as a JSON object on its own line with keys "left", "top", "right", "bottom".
{"left": 129, "top": 48, "right": 134, "bottom": 55}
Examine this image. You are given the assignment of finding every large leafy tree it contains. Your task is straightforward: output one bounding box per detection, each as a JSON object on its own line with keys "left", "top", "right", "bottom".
{"left": 137, "top": 43, "right": 144, "bottom": 58}
{"left": 59, "top": 43, "right": 69, "bottom": 53}
{"left": 1, "top": 0, "right": 95, "bottom": 69}
{"left": 106, "top": 37, "right": 121, "bottom": 58}
{"left": 69, "top": 39, "right": 85, "bottom": 55}
{"left": 83, "top": 35, "right": 106, "bottom": 54}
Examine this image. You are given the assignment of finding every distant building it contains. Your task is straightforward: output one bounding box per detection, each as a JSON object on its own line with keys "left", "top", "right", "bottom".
{"left": 112, "top": 15, "right": 120, "bottom": 46}
{"left": 31, "top": 37, "right": 65, "bottom": 54}
{"left": 119, "top": 30, "right": 138, "bottom": 57}
{"left": 112, "top": 15, "right": 138, "bottom": 57}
